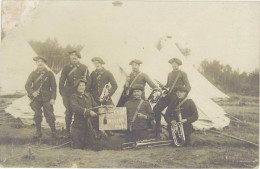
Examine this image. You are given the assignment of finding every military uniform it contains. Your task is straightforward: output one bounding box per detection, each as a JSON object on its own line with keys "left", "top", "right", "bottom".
{"left": 154, "top": 61, "right": 191, "bottom": 129}
{"left": 90, "top": 68, "right": 118, "bottom": 105}
{"left": 69, "top": 91, "right": 98, "bottom": 149}
{"left": 164, "top": 98, "right": 198, "bottom": 145}
{"left": 124, "top": 84, "right": 155, "bottom": 142}
{"left": 25, "top": 67, "right": 57, "bottom": 137}
{"left": 117, "top": 71, "right": 157, "bottom": 106}
{"left": 59, "top": 62, "right": 91, "bottom": 134}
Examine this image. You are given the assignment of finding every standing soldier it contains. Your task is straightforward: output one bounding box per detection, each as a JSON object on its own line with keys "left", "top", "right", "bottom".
{"left": 117, "top": 59, "right": 158, "bottom": 106}
{"left": 59, "top": 50, "right": 91, "bottom": 138}
{"left": 153, "top": 58, "right": 191, "bottom": 133}
{"left": 124, "top": 84, "right": 155, "bottom": 142}
{"left": 25, "top": 56, "right": 57, "bottom": 138}
{"left": 90, "top": 57, "right": 118, "bottom": 105}
{"left": 90, "top": 57, "right": 118, "bottom": 136}
{"left": 69, "top": 79, "right": 98, "bottom": 149}
{"left": 164, "top": 86, "right": 198, "bottom": 146}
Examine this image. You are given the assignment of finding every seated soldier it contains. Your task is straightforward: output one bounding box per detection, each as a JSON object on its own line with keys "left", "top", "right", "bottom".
{"left": 124, "top": 84, "right": 155, "bottom": 142}
{"left": 164, "top": 85, "right": 198, "bottom": 146}
{"left": 69, "top": 79, "right": 98, "bottom": 149}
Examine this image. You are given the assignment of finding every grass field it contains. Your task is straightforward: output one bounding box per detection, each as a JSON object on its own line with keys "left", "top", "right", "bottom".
{"left": 0, "top": 94, "right": 258, "bottom": 168}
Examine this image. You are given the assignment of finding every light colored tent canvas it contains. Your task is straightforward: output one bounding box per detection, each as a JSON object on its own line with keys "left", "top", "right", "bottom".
{"left": 0, "top": 32, "right": 37, "bottom": 95}
{"left": 2, "top": 1, "right": 230, "bottom": 130}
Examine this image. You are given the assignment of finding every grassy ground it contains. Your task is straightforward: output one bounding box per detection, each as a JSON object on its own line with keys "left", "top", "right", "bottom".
{"left": 0, "top": 94, "right": 258, "bottom": 168}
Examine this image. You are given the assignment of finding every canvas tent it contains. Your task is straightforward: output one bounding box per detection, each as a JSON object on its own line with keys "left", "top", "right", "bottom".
{"left": 2, "top": 0, "right": 230, "bottom": 130}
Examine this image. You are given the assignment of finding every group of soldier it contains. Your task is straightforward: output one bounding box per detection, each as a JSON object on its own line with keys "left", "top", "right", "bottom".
{"left": 25, "top": 50, "right": 198, "bottom": 149}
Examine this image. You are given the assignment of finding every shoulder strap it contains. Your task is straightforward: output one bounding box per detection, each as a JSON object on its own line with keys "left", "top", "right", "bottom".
{"left": 34, "top": 73, "right": 45, "bottom": 84}
{"left": 175, "top": 97, "right": 188, "bottom": 110}
{"left": 129, "top": 72, "right": 142, "bottom": 88}
{"left": 83, "top": 67, "right": 89, "bottom": 80}
{"left": 130, "top": 99, "right": 144, "bottom": 126}
{"left": 68, "top": 66, "right": 78, "bottom": 76}
{"left": 168, "top": 71, "right": 181, "bottom": 93}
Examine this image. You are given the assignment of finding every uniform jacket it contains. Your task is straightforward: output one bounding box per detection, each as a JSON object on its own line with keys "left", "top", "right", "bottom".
{"left": 90, "top": 68, "right": 118, "bottom": 102}
{"left": 69, "top": 92, "right": 98, "bottom": 129}
{"left": 124, "top": 98, "right": 154, "bottom": 130}
{"left": 125, "top": 71, "right": 157, "bottom": 90}
{"left": 59, "top": 63, "right": 91, "bottom": 96}
{"left": 25, "top": 68, "right": 56, "bottom": 102}
{"left": 164, "top": 98, "right": 198, "bottom": 135}
{"left": 165, "top": 70, "right": 191, "bottom": 94}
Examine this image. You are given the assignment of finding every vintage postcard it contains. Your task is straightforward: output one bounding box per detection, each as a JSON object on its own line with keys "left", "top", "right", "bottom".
{"left": 0, "top": 0, "right": 259, "bottom": 168}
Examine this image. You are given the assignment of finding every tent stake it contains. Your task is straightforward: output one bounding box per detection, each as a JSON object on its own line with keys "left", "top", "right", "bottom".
{"left": 208, "top": 130, "right": 259, "bottom": 147}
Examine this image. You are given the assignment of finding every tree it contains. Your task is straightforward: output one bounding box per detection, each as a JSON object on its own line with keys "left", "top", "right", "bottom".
{"left": 199, "top": 59, "right": 259, "bottom": 96}
{"left": 29, "top": 38, "right": 83, "bottom": 74}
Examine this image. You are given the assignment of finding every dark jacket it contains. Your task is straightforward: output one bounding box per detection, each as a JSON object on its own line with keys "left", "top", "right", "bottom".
{"left": 90, "top": 68, "right": 118, "bottom": 102}
{"left": 164, "top": 98, "right": 198, "bottom": 135}
{"left": 25, "top": 68, "right": 56, "bottom": 102}
{"left": 69, "top": 92, "right": 98, "bottom": 129}
{"left": 59, "top": 63, "right": 91, "bottom": 96}
{"left": 166, "top": 70, "right": 191, "bottom": 95}
{"left": 125, "top": 71, "right": 157, "bottom": 90}
{"left": 124, "top": 98, "right": 154, "bottom": 130}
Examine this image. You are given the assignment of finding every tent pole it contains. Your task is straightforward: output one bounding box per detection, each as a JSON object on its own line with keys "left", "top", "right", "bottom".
{"left": 208, "top": 130, "right": 259, "bottom": 147}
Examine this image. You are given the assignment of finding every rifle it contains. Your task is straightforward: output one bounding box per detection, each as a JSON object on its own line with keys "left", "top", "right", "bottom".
{"left": 122, "top": 139, "right": 173, "bottom": 150}
{"left": 29, "top": 77, "right": 48, "bottom": 105}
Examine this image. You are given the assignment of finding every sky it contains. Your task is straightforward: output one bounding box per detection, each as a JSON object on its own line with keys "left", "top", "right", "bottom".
{"left": 2, "top": 1, "right": 259, "bottom": 73}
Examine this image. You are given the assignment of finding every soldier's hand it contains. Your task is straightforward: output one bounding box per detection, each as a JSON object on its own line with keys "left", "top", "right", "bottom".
{"left": 89, "top": 111, "right": 97, "bottom": 117}
{"left": 50, "top": 99, "right": 55, "bottom": 105}
{"left": 137, "top": 113, "right": 147, "bottom": 119}
{"left": 32, "top": 91, "right": 39, "bottom": 97}
{"left": 180, "top": 119, "right": 187, "bottom": 123}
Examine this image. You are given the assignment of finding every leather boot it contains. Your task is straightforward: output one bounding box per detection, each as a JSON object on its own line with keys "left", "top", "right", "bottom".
{"left": 65, "top": 123, "right": 71, "bottom": 138}
{"left": 49, "top": 122, "right": 57, "bottom": 139}
{"left": 34, "top": 122, "right": 42, "bottom": 138}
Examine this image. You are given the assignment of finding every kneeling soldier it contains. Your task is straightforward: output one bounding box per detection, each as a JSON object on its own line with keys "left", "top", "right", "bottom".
{"left": 124, "top": 84, "right": 154, "bottom": 142}
{"left": 164, "top": 86, "right": 198, "bottom": 146}
{"left": 25, "top": 56, "right": 57, "bottom": 138}
{"left": 69, "top": 79, "right": 98, "bottom": 149}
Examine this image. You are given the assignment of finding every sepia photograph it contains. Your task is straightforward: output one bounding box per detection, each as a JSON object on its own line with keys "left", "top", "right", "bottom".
{"left": 0, "top": 0, "right": 259, "bottom": 168}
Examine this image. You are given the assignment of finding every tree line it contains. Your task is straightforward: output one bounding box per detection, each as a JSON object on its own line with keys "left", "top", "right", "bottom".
{"left": 29, "top": 38, "right": 83, "bottom": 74}
{"left": 199, "top": 60, "right": 259, "bottom": 96}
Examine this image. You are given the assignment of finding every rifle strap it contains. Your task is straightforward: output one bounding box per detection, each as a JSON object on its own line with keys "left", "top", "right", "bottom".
{"left": 128, "top": 72, "right": 142, "bottom": 89}
{"left": 129, "top": 99, "right": 144, "bottom": 129}
{"left": 68, "top": 66, "right": 78, "bottom": 76}
{"left": 168, "top": 71, "right": 181, "bottom": 94}
{"left": 174, "top": 97, "right": 188, "bottom": 111}
{"left": 34, "top": 72, "right": 45, "bottom": 85}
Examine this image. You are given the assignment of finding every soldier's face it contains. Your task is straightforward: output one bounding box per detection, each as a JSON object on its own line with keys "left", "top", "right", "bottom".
{"left": 70, "top": 53, "right": 79, "bottom": 64}
{"left": 36, "top": 59, "right": 45, "bottom": 70}
{"left": 171, "top": 62, "right": 179, "bottom": 70}
{"left": 133, "top": 90, "right": 142, "bottom": 99}
{"left": 93, "top": 61, "right": 102, "bottom": 70}
{"left": 176, "top": 90, "right": 186, "bottom": 99}
{"left": 131, "top": 63, "right": 140, "bottom": 72}
{"left": 77, "top": 82, "right": 86, "bottom": 93}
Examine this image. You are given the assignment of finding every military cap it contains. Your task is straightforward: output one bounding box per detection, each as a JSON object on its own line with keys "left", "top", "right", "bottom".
{"left": 168, "top": 58, "right": 182, "bottom": 65}
{"left": 91, "top": 57, "right": 105, "bottom": 64}
{"left": 68, "top": 50, "right": 81, "bottom": 58}
{"left": 131, "top": 84, "right": 144, "bottom": 91}
{"left": 33, "top": 56, "right": 47, "bottom": 63}
{"left": 74, "top": 79, "right": 88, "bottom": 88}
{"left": 176, "top": 85, "right": 189, "bottom": 92}
{"left": 129, "top": 59, "right": 143, "bottom": 65}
